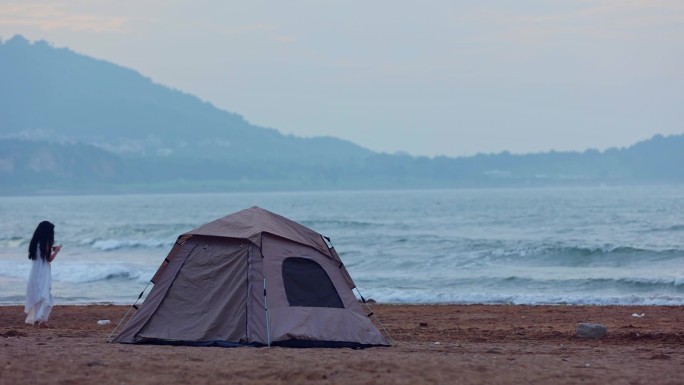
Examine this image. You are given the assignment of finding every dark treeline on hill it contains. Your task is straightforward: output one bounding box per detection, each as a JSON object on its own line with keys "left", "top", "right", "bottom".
{"left": 1, "top": 35, "right": 683, "bottom": 195}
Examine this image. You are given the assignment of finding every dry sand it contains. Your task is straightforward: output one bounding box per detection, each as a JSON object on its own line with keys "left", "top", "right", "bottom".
{"left": 0, "top": 304, "right": 682, "bottom": 385}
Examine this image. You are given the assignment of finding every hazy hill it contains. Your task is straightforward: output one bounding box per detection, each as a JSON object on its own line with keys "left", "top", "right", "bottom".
{"left": 0, "top": 35, "right": 371, "bottom": 163}
{"left": 1, "top": 35, "right": 682, "bottom": 194}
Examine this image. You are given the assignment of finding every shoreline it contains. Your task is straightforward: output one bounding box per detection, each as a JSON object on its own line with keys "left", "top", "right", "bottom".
{"left": 3, "top": 301, "right": 684, "bottom": 307}
{"left": 1, "top": 304, "right": 682, "bottom": 384}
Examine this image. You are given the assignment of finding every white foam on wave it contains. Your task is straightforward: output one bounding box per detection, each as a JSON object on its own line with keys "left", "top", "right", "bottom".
{"left": 0, "top": 237, "right": 26, "bottom": 249}
{"left": 361, "top": 287, "right": 684, "bottom": 306}
{"left": 0, "top": 260, "right": 154, "bottom": 284}
{"left": 0, "top": 261, "right": 31, "bottom": 280}
{"left": 52, "top": 262, "right": 155, "bottom": 283}
{"left": 80, "top": 238, "right": 171, "bottom": 251}
{"left": 616, "top": 276, "right": 684, "bottom": 287}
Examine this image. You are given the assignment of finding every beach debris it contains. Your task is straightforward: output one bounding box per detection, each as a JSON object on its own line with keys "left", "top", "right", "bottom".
{"left": 433, "top": 342, "right": 441, "bottom": 345}
{"left": 0, "top": 330, "right": 28, "bottom": 338}
{"left": 419, "top": 322, "right": 428, "bottom": 327}
{"left": 97, "top": 319, "right": 111, "bottom": 325}
{"left": 576, "top": 323, "right": 607, "bottom": 339}
{"left": 86, "top": 360, "right": 108, "bottom": 367}
{"left": 649, "top": 354, "right": 671, "bottom": 360}
{"left": 631, "top": 313, "right": 645, "bottom": 318}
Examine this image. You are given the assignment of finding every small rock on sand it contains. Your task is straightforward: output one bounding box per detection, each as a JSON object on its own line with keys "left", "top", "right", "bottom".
{"left": 576, "top": 323, "right": 607, "bottom": 339}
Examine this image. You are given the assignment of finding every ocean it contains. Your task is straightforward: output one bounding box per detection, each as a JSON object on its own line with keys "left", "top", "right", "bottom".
{"left": 1, "top": 186, "right": 683, "bottom": 306}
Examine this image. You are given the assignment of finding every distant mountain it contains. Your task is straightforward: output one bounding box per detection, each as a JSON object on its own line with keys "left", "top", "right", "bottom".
{"left": 1, "top": 35, "right": 682, "bottom": 194}
{"left": 0, "top": 35, "right": 371, "bottom": 163}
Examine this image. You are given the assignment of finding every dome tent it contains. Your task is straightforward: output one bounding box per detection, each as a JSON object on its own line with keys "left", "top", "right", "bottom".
{"left": 112, "top": 206, "right": 388, "bottom": 348}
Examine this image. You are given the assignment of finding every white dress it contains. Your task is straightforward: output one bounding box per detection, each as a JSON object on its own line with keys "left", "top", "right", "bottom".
{"left": 25, "top": 255, "right": 53, "bottom": 325}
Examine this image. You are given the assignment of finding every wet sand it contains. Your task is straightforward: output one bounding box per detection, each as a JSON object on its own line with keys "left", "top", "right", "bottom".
{"left": 1, "top": 304, "right": 682, "bottom": 384}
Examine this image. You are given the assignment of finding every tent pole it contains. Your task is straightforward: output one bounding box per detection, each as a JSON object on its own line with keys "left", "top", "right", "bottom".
{"left": 105, "top": 280, "right": 152, "bottom": 343}
{"left": 263, "top": 277, "right": 271, "bottom": 348}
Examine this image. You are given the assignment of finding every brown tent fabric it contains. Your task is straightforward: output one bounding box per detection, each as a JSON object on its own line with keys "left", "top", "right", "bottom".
{"left": 186, "top": 206, "right": 331, "bottom": 256}
{"left": 112, "top": 206, "right": 388, "bottom": 348}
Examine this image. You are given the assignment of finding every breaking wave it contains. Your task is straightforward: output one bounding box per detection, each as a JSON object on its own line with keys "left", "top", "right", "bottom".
{"left": 364, "top": 287, "right": 684, "bottom": 306}
{"left": 0, "top": 261, "right": 155, "bottom": 284}
{"left": 52, "top": 263, "right": 155, "bottom": 284}
{"left": 79, "top": 238, "right": 172, "bottom": 251}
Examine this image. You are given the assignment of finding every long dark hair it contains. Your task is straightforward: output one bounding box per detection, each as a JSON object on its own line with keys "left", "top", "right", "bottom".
{"left": 28, "top": 221, "right": 54, "bottom": 261}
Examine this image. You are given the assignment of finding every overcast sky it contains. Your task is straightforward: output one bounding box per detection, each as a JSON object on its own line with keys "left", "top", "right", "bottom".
{"left": 1, "top": 1, "right": 682, "bottom": 157}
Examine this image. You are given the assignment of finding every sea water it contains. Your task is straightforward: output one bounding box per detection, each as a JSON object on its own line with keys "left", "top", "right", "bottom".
{"left": 0, "top": 186, "right": 682, "bottom": 305}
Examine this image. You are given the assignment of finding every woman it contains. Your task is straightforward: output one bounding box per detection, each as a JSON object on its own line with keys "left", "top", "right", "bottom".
{"left": 25, "top": 221, "right": 61, "bottom": 327}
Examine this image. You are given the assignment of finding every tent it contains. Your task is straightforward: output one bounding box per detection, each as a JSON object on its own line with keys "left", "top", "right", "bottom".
{"left": 112, "top": 206, "right": 388, "bottom": 348}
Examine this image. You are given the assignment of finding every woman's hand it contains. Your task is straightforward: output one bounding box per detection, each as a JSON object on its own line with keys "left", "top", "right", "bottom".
{"left": 49, "top": 245, "right": 61, "bottom": 262}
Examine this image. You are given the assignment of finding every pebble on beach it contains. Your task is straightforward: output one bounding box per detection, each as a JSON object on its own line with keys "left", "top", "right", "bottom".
{"left": 576, "top": 322, "right": 607, "bottom": 339}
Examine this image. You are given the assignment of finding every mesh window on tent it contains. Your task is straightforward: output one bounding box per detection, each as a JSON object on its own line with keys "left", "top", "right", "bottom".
{"left": 282, "top": 257, "right": 344, "bottom": 308}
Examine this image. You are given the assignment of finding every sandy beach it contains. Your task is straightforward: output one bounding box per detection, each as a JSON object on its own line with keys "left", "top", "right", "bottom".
{"left": 1, "top": 304, "right": 682, "bottom": 385}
